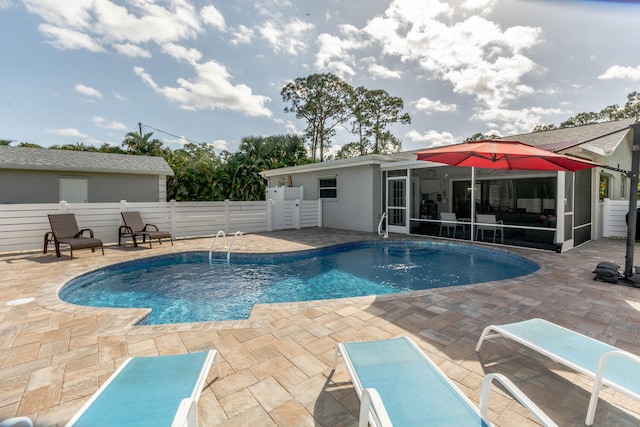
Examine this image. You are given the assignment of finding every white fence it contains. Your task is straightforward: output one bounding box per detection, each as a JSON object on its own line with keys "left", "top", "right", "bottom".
{"left": 0, "top": 199, "right": 322, "bottom": 253}
{"left": 602, "top": 198, "right": 636, "bottom": 238}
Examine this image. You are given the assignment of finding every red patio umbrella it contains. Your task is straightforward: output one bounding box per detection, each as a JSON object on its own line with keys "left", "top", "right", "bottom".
{"left": 415, "top": 140, "right": 600, "bottom": 172}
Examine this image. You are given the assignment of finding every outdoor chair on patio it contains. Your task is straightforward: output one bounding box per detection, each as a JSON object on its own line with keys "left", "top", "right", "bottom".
{"left": 476, "top": 318, "right": 640, "bottom": 425}
{"left": 333, "top": 336, "right": 556, "bottom": 427}
{"left": 47, "top": 214, "right": 104, "bottom": 259}
{"left": 65, "top": 350, "right": 220, "bottom": 427}
{"left": 439, "top": 212, "right": 459, "bottom": 238}
{"left": 119, "top": 211, "right": 173, "bottom": 248}
{"left": 475, "top": 214, "right": 503, "bottom": 243}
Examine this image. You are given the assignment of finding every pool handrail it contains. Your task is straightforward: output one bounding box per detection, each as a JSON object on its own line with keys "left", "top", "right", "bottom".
{"left": 209, "top": 231, "right": 227, "bottom": 263}
{"left": 227, "top": 231, "right": 244, "bottom": 262}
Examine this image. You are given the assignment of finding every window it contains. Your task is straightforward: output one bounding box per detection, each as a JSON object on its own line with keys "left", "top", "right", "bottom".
{"left": 319, "top": 177, "right": 337, "bottom": 198}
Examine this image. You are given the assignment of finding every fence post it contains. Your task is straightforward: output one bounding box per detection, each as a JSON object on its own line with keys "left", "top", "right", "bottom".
{"left": 317, "top": 199, "right": 322, "bottom": 227}
{"left": 602, "top": 198, "right": 610, "bottom": 237}
{"left": 59, "top": 200, "right": 68, "bottom": 213}
{"left": 267, "top": 199, "right": 273, "bottom": 232}
{"left": 225, "top": 199, "right": 231, "bottom": 233}
{"left": 119, "top": 200, "right": 128, "bottom": 213}
{"left": 295, "top": 199, "right": 301, "bottom": 230}
{"left": 170, "top": 199, "right": 177, "bottom": 237}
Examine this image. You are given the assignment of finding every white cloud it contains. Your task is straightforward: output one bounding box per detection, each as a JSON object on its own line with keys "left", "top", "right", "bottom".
{"left": 45, "top": 127, "right": 100, "bottom": 144}
{"left": 368, "top": 62, "right": 402, "bottom": 80}
{"left": 599, "top": 65, "right": 640, "bottom": 81}
{"left": 258, "top": 18, "right": 314, "bottom": 55}
{"left": 133, "top": 63, "right": 272, "bottom": 117}
{"left": 0, "top": 0, "right": 13, "bottom": 9}
{"left": 75, "top": 84, "right": 103, "bottom": 99}
{"left": 405, "top": 129, "right": 456, "bottom": 150}
{"left": 412, "top": 97, "right": 457, "bottom": 114}
{"left": 210, "top": 139, "right": 228, "bottom": 151}
{"left": 92, "top": 116, "right": 127, "bottom": 130}
{"left": 162, "top": 43, "right": 203, "bottom": 65}
{"left": 24, "top": 0, "right": 202, "bottom": 51}
{"left": 200, "top": 5, "right": 226, "bottom": 31}
{"left": 39, "top": 24, "right": 104, "bottom": 51}
{"left": 357, "top": 0, "right": 541, "bottom": 108}
{"left": 113, "top": 43, "right": 151, "bottom": 58}
{"left": 472, "top": 106, "right": 563, "bottom": 135}
{"left": 230, "top": 25, "right": 254, "bottom": 45}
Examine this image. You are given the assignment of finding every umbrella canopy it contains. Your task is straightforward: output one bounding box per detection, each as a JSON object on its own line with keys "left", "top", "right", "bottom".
{"left": 415, "top": 140, "right": 600, "bottom": 172}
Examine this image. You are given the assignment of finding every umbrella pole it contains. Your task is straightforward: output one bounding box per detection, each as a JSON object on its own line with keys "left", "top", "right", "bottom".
{"left": 471, "top": 166, "right": 475, "bottom": 242}
{"left": 624, "top": 123, "right": 640, "bottom": 278}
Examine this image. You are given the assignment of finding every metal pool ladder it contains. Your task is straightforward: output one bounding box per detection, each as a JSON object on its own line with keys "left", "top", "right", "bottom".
{"left": 209, "top": 230, "right": 244, "bottom": 263}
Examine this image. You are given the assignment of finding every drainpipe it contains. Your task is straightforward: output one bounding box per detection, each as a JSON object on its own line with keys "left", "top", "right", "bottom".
{"left": 624, "top": 122, "right": 640, "bottom": 278}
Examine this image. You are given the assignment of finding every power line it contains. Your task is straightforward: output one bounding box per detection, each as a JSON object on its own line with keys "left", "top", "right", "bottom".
{"left": 139, "top": 122, "right": 207, "bottom": 146}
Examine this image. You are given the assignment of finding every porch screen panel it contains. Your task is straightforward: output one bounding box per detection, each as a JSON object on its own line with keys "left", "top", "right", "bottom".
{"left": 564, "top": 173, "right": 574, "bottom": 242}
{"left": 574, "top": 169, "right": 592, "bottom": 246}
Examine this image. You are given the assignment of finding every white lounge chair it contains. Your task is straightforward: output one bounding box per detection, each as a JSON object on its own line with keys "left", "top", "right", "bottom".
{"left": 476, "top": 318, "right": 640, "bottom": 425}
{"left": 333, "top": 336, "right": 556, "bottom": 427}
{"left": 66, "top": 350, "right": 220, "bottom": 427}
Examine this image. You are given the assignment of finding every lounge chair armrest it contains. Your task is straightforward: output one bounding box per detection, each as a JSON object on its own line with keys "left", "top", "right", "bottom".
{"left": 144, "top": 223, "right": 160, "bottom": 231}
{"left": 75, "top": 228, "right": 95, "bottom": 238}
{"left": 480, "top": 373, "right": 557, "bottom": 427}
{"left": 359, "top": 388, "right": 392, "bottom": 427}
{"left": 497, "top": 220, "right": 504, "bottom": 224}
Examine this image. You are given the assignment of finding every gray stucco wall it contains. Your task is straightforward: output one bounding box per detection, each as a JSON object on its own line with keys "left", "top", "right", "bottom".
{"left": 270, "top": 164, "right": 382, "bottom": 233}
{"left": 0, "top": 169, "right": 164, "bottom": 203}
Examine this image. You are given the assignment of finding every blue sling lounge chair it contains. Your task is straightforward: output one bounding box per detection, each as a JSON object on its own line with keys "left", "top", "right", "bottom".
{"left": 476, "top": 318, "right": 640, "bottom": 425}
{"left": 65, "top": 350, "right": 220, "bottom": 427}
{"left": 333, "top": 336, "right": 556, "bottom": 427}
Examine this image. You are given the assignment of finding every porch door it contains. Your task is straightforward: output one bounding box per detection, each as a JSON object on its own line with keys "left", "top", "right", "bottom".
{"left": 562, "top": 173, "right": 574, "bottom": 250}
{"left": 386, "top": 176, "right": 408, "bottom": 233}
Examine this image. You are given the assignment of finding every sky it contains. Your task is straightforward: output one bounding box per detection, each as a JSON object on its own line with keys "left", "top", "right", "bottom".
{"left": 2, "top": 0, "right": 640, "bottom": 156}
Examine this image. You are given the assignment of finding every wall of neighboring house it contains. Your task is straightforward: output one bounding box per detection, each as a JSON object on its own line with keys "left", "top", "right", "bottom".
{"left": 0, "top": 169, "right": 165, "bottom": 203}
{"left": 268, "top": 164, "right": 382, "bottom": 233}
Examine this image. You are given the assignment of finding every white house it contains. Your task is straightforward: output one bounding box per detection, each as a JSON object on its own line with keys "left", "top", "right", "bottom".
{"left": 261, "top": 118, "right": 637, "bottom": 252}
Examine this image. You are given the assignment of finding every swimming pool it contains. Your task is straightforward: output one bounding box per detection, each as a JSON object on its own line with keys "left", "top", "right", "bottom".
{"left": 59, "top": 240, "right": 538, "bottom": 325}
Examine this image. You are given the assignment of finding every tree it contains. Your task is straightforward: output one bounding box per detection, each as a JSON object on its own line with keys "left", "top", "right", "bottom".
{"left": 122, "top": 131, "right": 164, "bottom": 156}
{"left": 0, "top": 140, "right": 12, "bottom": 146}
{"left": 223, "top": 135, "right": 310, "bottom": 201}
{"left": 354, "top": 88, "right": 410, "bottom": 154}
{"left": 281, "top": 73, "right": 353, "bottom": 162}
{"left": 165, "top": 143, "right": 225, "bottom": 201}
{"left": 464, "top": 132, "right": 500, "bottom": 142}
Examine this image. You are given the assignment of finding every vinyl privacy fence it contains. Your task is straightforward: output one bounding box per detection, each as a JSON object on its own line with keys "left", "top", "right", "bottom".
{"left": 0, "top": 199, "right": 322, "bottom": 253}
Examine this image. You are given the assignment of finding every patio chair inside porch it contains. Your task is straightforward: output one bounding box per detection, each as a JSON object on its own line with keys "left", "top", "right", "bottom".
{"left": 439, "top": 212, "right": 460, "bottom": 238}
{"left": 475, "top": 214, "right": 503, "bottom": 243}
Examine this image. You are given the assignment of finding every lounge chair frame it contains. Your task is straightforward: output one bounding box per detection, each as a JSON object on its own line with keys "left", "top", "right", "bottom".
{"left": 47, "top": 214, "right": 104, "bottom": 259}
{"left": 119, "top": 211, "right": 173, "bottom": 248}
{"left": 334, "top": 336, "right": 556, "bottom": 427}
{"left": 65, "top": 350, "right": 220, "bottom": 427}
{"left": 476, "top": 318, "right": 640, "bottom": 425}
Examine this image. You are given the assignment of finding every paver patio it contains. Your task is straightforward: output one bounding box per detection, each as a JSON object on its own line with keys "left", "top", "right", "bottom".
{"left": 1, "top": 228, "right": 640, "bottom": 426}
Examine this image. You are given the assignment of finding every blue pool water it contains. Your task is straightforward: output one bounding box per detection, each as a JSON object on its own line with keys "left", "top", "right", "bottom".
{"left": 59, "top": 241, "right": 538, "bottom": 325}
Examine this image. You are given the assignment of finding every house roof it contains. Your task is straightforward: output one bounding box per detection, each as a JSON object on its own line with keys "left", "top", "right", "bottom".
{"left": 498, "top": 118, "right": 636, "bottom": 157}
{"left": 0, "top": 146, "right": 174, "bottom": 176}
{"left": 260, "top": 153, "right": 398, "bottom": 177}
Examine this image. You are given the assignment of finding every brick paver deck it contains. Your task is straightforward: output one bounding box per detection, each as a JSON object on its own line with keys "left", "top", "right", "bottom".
{"left": 1, "top": 229, "right": 640, "bottom": 426}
